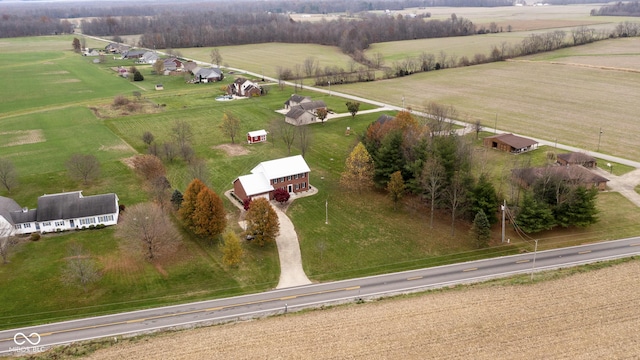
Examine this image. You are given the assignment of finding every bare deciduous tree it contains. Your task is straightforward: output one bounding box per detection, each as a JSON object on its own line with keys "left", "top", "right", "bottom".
{"left": 117, "top": 202, "right": 180, "bottom": 261}
{"left": 421, "top": 157, "right": 446, "bottom": 229}
{"left": 132, "top": 154, "right": 166, "bottom": 181}
{"left": 220, "top": 112, "right": 241, "bottom": 144}
{"left": 66, "top": 154, "right": 100, "bottom": 184}
{"left": 303, "top": 56, "right": 318, "bottom": 77}
{"left": 426, "top": 102, "right": 456, "bottom": 136}
{"left": 61, "top": 242, "right": 101, "bottom": 291}
{"left": 171, "top": 120, "right": 193, "bottom": 152}
{"left": 210, "top": 48, "right": 222, "bottom": 68}
{"left": 142, "top": 131, "right": 154, "bottom": 145}
{"left": 297, "top": 123, "right": 312, "bottom": 158}
{"left": 0, "top": 158, "right": 18, "bottom": 193}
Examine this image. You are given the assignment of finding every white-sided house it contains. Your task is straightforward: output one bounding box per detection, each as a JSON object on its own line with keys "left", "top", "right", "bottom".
{"left": 0, "top": 196, "right": 22, "bottom": 237}
{"left": 227, "top": 78, "right": 261, "bottom": 97}
{"left": 140, "top": 51, "right": 159, "bottom": 64}
{"left": 193, "top": 67, "right": 223, "bottom": 83}
{"left": 9, "top": 191, "right": 119, "bottom": 235}
{"left": 283, "top": 94, "right": 311, "bottom": 109}
{"left": 247, "top": 129, "right": 267, "bottom": 144}
{"left": 233, "top": 155, "right": 311, "bottom": 201}
{"left": 285, "top": 100, "right": 327, "bottom": 126}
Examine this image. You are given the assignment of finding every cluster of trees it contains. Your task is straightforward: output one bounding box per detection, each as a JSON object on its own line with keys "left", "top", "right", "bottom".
{"left": 103, "top": 12, "right": 476, "bottom": 55}
{"left": 342, "top": 110, "right": 499, "bottom": 241}
{"left": 0, "top": 14, "right": 74, "bottom": 38}
{"left": 179, "top": 179, "right": 227, "bottom": 242}
{"left": 515, "top": 174, "right": 598, "bottom": 233}
{"left": 592, "top": 2, "right": 640, "bottom": 17}
{"left": 144, "top": 119, "right": 197, "bottom": 164}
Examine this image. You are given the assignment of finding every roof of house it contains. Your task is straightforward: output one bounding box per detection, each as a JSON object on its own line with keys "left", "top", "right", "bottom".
{"left": 195, "top": 68, "right": 222, "bottom": 79}
{"left": 248, "top": 129, "right": 267, "bottom": 137}
{"left": 486, "top": 133, "right": 538, "bottom": 149}
{"left": 285, "top": 107, "right": 308, "bottom": 120}
{"left": 299, "top": 100, "right": 326, "bottom": 111}
{"left": 512, "top": 166, "right": 608, "bottom": 187}
{"left": 236, "top": 173, "right": 274, "bottom": 197}
{"left": 141, "top": 51, "right": 158, "bottom": 61}
{"left": 36, "top": 191, "right": 118, "bottom": 222}
{"left": 557, "top": 152, "right": 596, "bottom": 164}
{"left": 0, "top": 196, "right": 22, "bottom": 225}
{"left": 376, "top": 114, "right": 395, "bottom": 125}
{"left": 251, "top": 155, "right": 310, "bottom": 181}
{"left": 123, "top": 49, "right": 146, "bottom": 57}
{"left": 9, "top": 209, "right": 37, "bottom": 224}
{"left": 284, "top": 94, "right": 311, "bottom": 106}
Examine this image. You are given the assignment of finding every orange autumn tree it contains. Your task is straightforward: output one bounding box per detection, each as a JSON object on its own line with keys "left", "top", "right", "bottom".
{"left": 192, "top": 186, "right": 227, "bottom": 240}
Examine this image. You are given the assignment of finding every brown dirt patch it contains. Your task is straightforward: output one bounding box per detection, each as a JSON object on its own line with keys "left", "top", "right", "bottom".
{"left": 87, "top": 260, "right": 640, "bottom": 359}
{"left": 55, "top": 78, "right": 81, "bottom": 83}
{"left": 0, "top": 129, "right": 45, "bottom": 147}
{"left": 214, "top": 143, "right": 250, "bottom": 156}
{"left": 120, "top": 156, "right": 136, "bottom": 169}
{"left": 99, "top": 252, "right": 145, "bottom": 276}
{"left": 91, "top": 100, "right": 163, "bottom": 119}
{"left": 98, "top": 144, "right": 133, "bottom": 152}
{"left": 42, "top": 70, "right": 69, "bottom": 75}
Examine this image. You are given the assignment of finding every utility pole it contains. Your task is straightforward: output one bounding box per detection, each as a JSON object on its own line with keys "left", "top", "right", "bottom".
{"left": 597, "top": 127, "right": 603, "bottom": 152}
{"left": 530, "top": 239, "right": 539, "bottom": 281}
{"left": 501, "top": 199, "right": 506, "bottom": 243}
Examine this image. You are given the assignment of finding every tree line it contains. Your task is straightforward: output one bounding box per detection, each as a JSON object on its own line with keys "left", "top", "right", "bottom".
{"left": 591, "top": 1, "right": 640, "bottom": 17}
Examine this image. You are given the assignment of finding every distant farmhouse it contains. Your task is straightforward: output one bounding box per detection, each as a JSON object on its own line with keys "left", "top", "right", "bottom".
{"left": 192, "top": 67, "right": 223, "bottom": 83}
{"left": 0, "top": 191, "right": 119, "bottom": 235}
{"left": 512, "top": 166, "right": 609, "bottom": 191}
{"left": 227, "top": 78, "right": 261, "bottom": 97}
{"left": 484, "top": 133, "right": 538, "bottom": 154}
{"left": 557, "top": 152, "right": 597, "bottom": 168}
{"left": 104, "top": 43, "right": 130, "bottom": 54}
{"left": 283, "top": 94, "right": 327, "bottom": 126}
{"left": 233, "top": 155, "right": 311, "bottom": 201}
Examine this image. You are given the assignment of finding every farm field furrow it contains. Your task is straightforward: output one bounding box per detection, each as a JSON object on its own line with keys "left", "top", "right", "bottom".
{"left": 335, "top": 59, "right": 640, "bottom": 160}
{"left": 86, "top": 260, "right": 640, "bottom": 359}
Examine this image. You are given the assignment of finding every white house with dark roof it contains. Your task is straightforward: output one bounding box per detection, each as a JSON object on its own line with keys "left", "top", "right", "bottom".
{"left": 6, "top": 191, "right": 119, "bottom": 235}
{"left": 233, "top": 155, "right": 311, "bottom": 201}
{"left": 192, "top": 67, "right": 223, "bottom": 83}
{"left": 0, "top": 196, "right": 22, "bottom": 237}
{"left": 284, "top": 94, "right": 312, "bottom": 109}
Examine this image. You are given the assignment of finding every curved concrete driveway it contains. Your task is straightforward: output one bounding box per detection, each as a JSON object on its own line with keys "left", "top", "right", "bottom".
{"left": 225, "top": 190, "right": 313, "bottom": 289}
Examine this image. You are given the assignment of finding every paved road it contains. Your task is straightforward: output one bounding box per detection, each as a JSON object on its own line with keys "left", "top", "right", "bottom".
{"left": 2, "top": 237, "right": 639, "bottom": 356}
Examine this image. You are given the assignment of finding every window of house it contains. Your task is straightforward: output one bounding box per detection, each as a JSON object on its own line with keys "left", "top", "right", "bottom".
{"left": 287, "top": 176, "right": 292, "bottom": 181}
{"left": 294, "top": 174, "right": 299, "bottom": 179}
{"left": 301, "top": 182, "right": 306, "bottom": 188}
{"left": 14, "top": 224, "right": 21, "bottom": 230}
{"left": 55, "top": 221, "right": 64, "bottom": 227}
{"left": 42, "top": 222, "right": 51, "bottom": 227}
{"left": 24, "top": 223, "right": 31, "bottom": 228}
{"left": 301, "top": 173, "right": 306, "bottom": 178}
{"left": 295, "top": 184, "right": 299, "bottom": 190}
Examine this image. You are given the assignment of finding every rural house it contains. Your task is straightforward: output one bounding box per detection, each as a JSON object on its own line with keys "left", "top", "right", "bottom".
{"left": 483, "top": 133, "right": 538, "bottom": 153}
{"left": 285, "top": 100, "right": 327, "bottom": 126}
{"left": 512, "top": 166, "right": 609, "bottom": 191}
{"left": 0, "top": 196, "right": 22, "bottom": 237}
{"left": 5, "top": 191, "right": 120, "bottom": 235}
{"left": 247, "top": 129, "right": 267, "bottom": 144}
{"left": 139, "top": 51, "right": 159, "bottom": 64}
{"left": 163, "top": 58, "right": 184, "bottom": 72}
{"left": 557, "top": 152, "right": 597, "bottom": 168}
{"left": 227, "top": 77, "right": 261, "bottom": 97}
{"left": 104, "top": 43, "right": 130, "bottom": 54}
{"left": 233, "top": 155, "right": 311, "bottom": 201}
{"left": 284, "top": 94, "right": 312, "bottom": 109}
{"left": 121, "top": 49, "right": 146, "bottom": 59}
{"left": 192, "top": 67, "right": 223, "bottom": 83}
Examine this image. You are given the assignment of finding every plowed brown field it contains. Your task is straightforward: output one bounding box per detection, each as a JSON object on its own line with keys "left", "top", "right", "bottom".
{"left": 88, "top": 261, "right": 640, "bottom": 359}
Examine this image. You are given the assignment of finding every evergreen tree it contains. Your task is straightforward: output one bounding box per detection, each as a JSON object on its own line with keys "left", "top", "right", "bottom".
{"left": 471, "top": 174, "right": 499, "bottom": 224}
{"left": 374, "top": 130, "right": 404, "bottom": 187}
{"left": 516, "top": 194, "right": 555, "bottom": 233}
{"left": 470, "top": 210, "right": 492, "bottom": 248}
{"left": 170, "top": 189, "right": 183, "bottom": 210}
{"left": 556, "top": 187, "right": 599, "bottom": 228}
